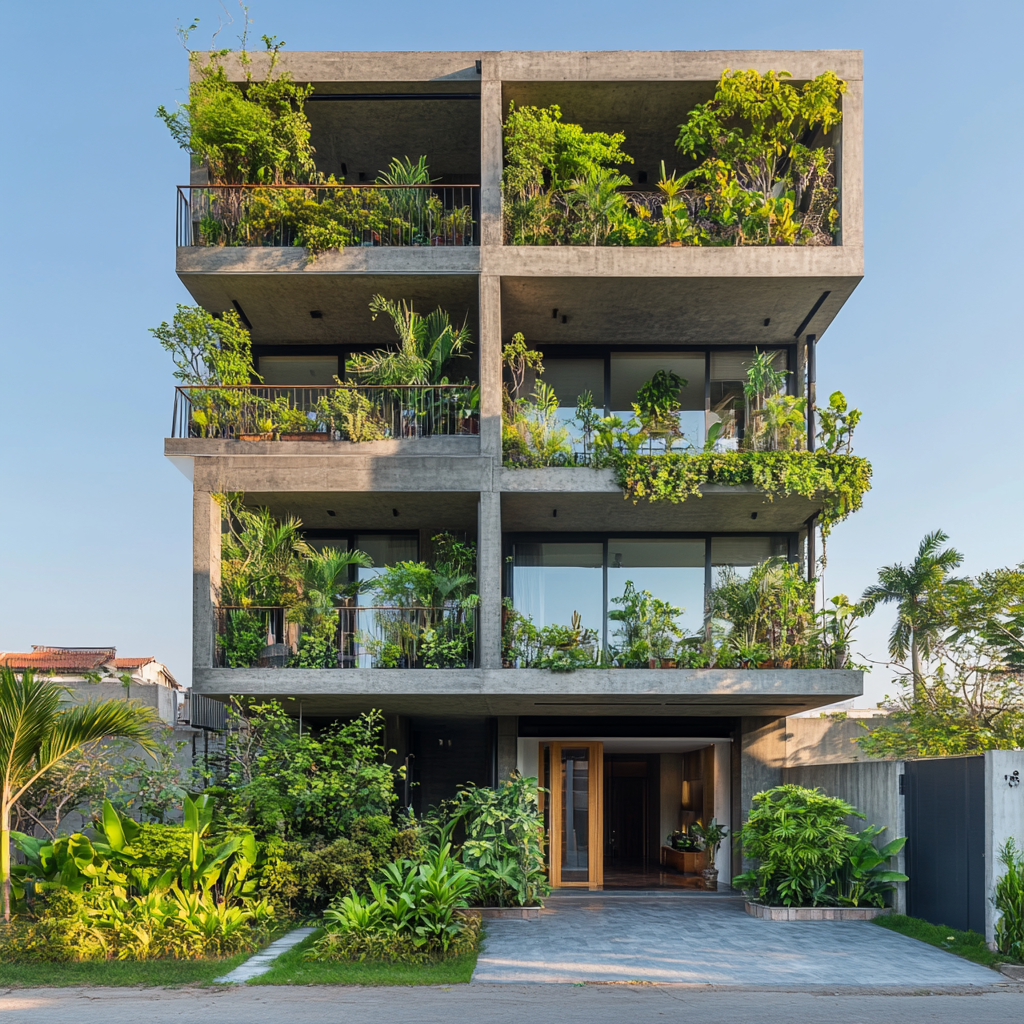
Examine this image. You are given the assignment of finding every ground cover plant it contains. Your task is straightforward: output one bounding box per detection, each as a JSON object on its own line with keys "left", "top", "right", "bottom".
{"left": 502, "top": 69, "right": 844, "bottom": 247}
{"left": 734, "top": 784, "right": 907, "bottom": 908}
{"left": 0, "top": 950, "right": 254, "bottom": 988}
{"left": 250, "top": 928, "right": 479, "bottom": 985}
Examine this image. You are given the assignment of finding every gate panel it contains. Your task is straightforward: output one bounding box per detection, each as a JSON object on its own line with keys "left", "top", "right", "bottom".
{"left": 905, "top": 756, "right": 985, "bottom": 933}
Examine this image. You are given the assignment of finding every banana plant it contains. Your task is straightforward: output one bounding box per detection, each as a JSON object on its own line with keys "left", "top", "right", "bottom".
{"left": 835, "top": 826, "right": 908, "bottom": 907}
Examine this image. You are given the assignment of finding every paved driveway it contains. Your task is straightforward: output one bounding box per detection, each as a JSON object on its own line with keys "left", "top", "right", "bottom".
{"left": 472, "top": 891, "right": 1002, "bottom": 986}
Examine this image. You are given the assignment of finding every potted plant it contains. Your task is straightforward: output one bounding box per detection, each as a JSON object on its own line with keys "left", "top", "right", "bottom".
{"left": 691, "top": 818, "right": 729, "bottom": 891}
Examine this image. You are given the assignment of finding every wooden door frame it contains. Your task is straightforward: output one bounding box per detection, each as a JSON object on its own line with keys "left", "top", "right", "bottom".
{"left": 542, "top": 741, "right": 604, "bottom": 889}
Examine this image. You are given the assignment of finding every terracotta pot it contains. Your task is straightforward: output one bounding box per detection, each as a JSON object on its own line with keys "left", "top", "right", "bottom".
{"left": 237, "top": 433, "right": 272, "bottom": 442}
{"left": 757, "top": 660, "right": 775, "bottom": 669}
{"left": 701, "top": 867, "right": 719, "bottom": 891}
{"left": 280, "top": 432, "right": 330, "bottom": 442}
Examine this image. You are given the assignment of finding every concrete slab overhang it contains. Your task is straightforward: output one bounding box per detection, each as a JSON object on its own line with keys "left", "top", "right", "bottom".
{"left": 190, "top": 667, "right": 862, "bottom": 718}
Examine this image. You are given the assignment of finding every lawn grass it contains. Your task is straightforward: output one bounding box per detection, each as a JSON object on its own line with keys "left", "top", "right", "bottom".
{"left": 249, "top": 929, "right": 480, "bottom": 986}
{"left": 0, "top": 951, "right": 251, "bottom": 989}
{"left": 873, "top": 914, "right": 1015, "bottom": 968}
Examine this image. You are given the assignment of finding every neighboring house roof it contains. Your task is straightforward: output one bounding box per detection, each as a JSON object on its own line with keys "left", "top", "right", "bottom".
{"left": 0, "top": 647, "right": 116, "bottom": 672}
{"left": 112, "top": 657, "right": 156, "bottom": 669}
{"left": 0, "top": 648, "right": 176, "bottom": 687}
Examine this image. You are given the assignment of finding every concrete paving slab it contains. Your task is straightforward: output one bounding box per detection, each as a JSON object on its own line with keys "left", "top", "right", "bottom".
{"left": 472, "top": 893, "right": 1002, "bottom": 986}
{"left": 214, "top": 926, "right": 316, "bottom": 983}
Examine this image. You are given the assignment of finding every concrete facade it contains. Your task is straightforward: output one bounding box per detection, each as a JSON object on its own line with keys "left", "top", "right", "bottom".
{"left": 168, "top": 49, "right": 865, "bottom": 886}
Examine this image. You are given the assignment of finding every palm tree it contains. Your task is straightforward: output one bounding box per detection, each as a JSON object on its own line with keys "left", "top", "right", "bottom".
{"left": 349, "top": 296, "right": 472, "bottom": 386}
{"left": 861, "top": 530, "right": 964, "bottom": 699}
{"left": 1, "top": 666, "right": 160, "bottom": 921}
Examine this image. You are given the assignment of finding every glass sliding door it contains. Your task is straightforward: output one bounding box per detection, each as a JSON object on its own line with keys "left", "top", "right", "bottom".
{"left": 543, "top": 741, "right": 604, "bottom": 887}
{"left": 606, "top": 538, "right": 707, "bottom": 643}
{"left": 511, "top": 542, "right": 604, "bottom": 637}
{"left": 610, "top": 353, "right": 706, "bottom": 451}
{"left": 542, "top": 359, "right": 605, "bottom": 455}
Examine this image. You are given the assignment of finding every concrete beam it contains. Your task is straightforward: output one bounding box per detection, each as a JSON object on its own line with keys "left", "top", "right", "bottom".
{"left": 477, "top": 492, "right": 502, "bottom": 669}
{"left": 193, "top": 491, "right": 220, "bottom": 670}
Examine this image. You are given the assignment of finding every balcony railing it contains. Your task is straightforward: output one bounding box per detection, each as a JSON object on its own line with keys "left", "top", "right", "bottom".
{"left": 171, "top": 385, "right": 479, "bottom": 441}
{"left": 177, "top": 184, "right": 480, "bottom": 248}
{"left": 215, "top": 605, "right": 475, "bottom": 669}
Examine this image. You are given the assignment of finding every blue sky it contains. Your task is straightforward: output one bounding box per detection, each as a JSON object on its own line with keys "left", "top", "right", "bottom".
{"left": 1, "top": 0, "right": 1021, "bottom": 703}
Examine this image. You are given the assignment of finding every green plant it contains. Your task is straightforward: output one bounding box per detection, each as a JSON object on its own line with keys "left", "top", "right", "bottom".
{"left": 873, "top": 914, "right": 1010, "bottom": 967}
{"left": 690, "top": 818, "right": 728, "bottom": 868}
{"left": 0, "top": 669, "right": 159, "bottom": 921}
{"left": 995, "top": 839, "right": 1024, "bottom": 961}
{"left": 604, "top": 450, "right": 871, "bottom": 540}
{"left": 534, "top": 613, "right": 600, "bottom": 672}
{"left": 315, "top": 386, "right": 389, "bottom": 441}
{"left": 221, "top": 609, "right": 267, "bottom": 667}
{"left": 213, "top": 704, "right": 400, "bottom": 842}
{"left": 609, "top": 581, "right": 686, "bottom": 666}
{"left": 311, "top": 837, "right": 479, "bottom": 962}
{"left": 834, "top": 826, "right": 908, "bottom": 907}
{"left": 157, "top": 20, "right": 316, "bottom": 185}
{"left": 734, "top": 784, "right": 906, "bottom": 909}
{"left": 676, "top": 69, "right": 845, "bottom": 245}
{"left": 348, "top": 296, "right": 472, "bottom": 386}
{"left": 818, "top": 391, "right": 862, "bottom": 454}
{"left": 444, "top": 775, "right": 549, "bottom": 908}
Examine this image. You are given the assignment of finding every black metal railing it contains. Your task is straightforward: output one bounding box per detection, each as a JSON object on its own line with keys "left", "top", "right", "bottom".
{"left": 214, "top": 604, "right": 475, "bottom": 669}
{"left": 177, "top": 184, "right": 480, "bottom": 248}
{"left": 171, "top": 384, "right": 479, "bottom": 441}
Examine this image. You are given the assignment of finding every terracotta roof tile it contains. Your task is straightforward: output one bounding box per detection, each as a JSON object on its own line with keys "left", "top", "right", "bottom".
{"left": 0, "top": 649, "right": 113, "bottom": 672}
{"left": 112, "top": 657, "right": 155, "bottom": 669}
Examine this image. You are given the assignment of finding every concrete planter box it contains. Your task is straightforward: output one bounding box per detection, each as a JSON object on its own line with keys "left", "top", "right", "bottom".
{"left": 745, "top": 901, "right": 890, "bottom": 921}
{"left": 457, "top": 906, "right": 541, "bottom": 920}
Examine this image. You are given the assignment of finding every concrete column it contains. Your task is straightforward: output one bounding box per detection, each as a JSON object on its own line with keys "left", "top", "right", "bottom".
{"left": 497, "top": 716, "right": 518, "bottom": 782}
{"left": 714, "top": 741, "right": 733, "bottom": 885}
{"left": 478, "top": 274, "right": 502, "bottom": 460}
{"left": 193, "top": 490, "right": 221, "bottom": 670}
{"left": 738, "top": 716, "right": 786, "bottom": 870}
{"left": 477, "top": 490, "right": 502, "bottom": 668}
{"left": 479, "top": 62, "right": 503, "bottom": 248}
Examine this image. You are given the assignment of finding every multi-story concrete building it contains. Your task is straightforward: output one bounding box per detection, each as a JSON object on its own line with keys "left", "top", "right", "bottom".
{"left": 167, "top": 49, "right": 864, "bottom": 887}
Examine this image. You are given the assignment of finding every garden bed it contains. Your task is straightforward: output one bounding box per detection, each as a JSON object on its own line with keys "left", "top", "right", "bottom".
{"left": 247, "top": 929, "right": 479, "bottom": 986}
{"left": 745, "top": 901, "right": 890, "bottom": 921}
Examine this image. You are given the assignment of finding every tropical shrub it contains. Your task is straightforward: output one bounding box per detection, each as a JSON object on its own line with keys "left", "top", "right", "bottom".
{"left": 309, "top": 838, "right": 480, "bottom": 962}
{"left": 2, "top": 796, "right": 274, "bottom": 962}
{"left": 995, "top": 839, "right": 1024, "bottom": 961}
{"left": 501, "top": 70, "right": 845, "bottom": 247}
{"left": 426, "top": 776, "right": 549, "bottom": 908}
{"left": 734, "top": 785, "right": 907, "bottom": 908}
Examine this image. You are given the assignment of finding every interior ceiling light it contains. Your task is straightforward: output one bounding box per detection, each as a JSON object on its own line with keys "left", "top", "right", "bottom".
{"left": 763, "top": 318, "right": 771, "bottom": 327}
{"left": 750, "top": 512, "right": 758, "bottom": 520}
{"left": 326, "top": 509, "right": 336, "bottom": 517}
{"left": 310, "top": 310, "right": 323, "bottom": 319}
{"left": 392, "top": 508, "right": 399, "bottom": 517}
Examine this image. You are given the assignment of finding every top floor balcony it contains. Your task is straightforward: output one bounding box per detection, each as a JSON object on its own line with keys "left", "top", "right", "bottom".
{"left": 177, "top": 184, "right": 480, "bottom": 250}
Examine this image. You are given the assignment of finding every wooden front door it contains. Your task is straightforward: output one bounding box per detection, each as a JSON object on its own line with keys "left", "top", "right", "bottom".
{"left": 541, "top": 741, "right": 604, "bottom": 888}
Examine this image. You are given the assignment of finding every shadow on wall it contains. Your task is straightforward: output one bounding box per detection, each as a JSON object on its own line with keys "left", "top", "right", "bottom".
{"left": 785, "top": 713, "right": 892, "bottom": 767}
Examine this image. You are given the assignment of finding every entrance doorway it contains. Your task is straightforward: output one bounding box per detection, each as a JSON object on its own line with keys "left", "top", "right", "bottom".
{"left": 539, "top": 740, "right": 721, "bottom": 890}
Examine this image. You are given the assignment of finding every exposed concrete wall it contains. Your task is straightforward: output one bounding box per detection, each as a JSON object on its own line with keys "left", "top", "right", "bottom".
{"left": 479, "top": 61, "right": 503, "bottom": 248}
{"left": 478, "top": 275, "right": 502, "bottom": 461}
{"left": 784, "top": 759, "right": 907, "bottom": 914}
{"left": 496, "top": 716, "right": 518, "bottom": 782}
{"left": 738, "top": 716, "right": 786, "bottom": 869}
{"left": 985, "top": 750, "right": 1024, "bottom": 946}
{"left": 193, "top": 491, "right": 220, "bottom": 671}
{"left": 785, "top": 715, "right": 891, "bottom": 766}
{"left": 477, "top": 492, "right": 503, "bottom": 669}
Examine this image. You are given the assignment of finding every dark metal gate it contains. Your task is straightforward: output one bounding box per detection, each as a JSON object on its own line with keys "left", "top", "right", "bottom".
{"left": 905, "top": 756, "right": 985, "bottom": 933}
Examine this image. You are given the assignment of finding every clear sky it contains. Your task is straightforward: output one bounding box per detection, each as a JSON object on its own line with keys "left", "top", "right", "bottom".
{"left": 1, "top": 0, "right": 1021, "bottom": 704}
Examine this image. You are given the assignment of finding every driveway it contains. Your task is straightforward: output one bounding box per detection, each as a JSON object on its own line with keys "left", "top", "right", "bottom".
{"left": 472, "top": 891, "right": 1002, "bottom": 986}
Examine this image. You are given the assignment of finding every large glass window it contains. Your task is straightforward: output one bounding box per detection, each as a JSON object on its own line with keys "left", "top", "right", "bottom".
{"left": 610, "top": 354, "right": 706, "bottom": 451}
{"left": 512, "top": 542, "right": 604, "bottom": 636}
{"left": 542, "top": 359, "right": 605, "bottom": 453}
{"left": 709, "top": 351, "right": 786, "bottom": 449}
{"left": 259, "top": 355, "right": 339, "bottom": 385}
{"left": 711, "top": 535, "right": 788, "bottom": 583}
{"left": 355, "top": 533, "right": 420, "bottom": 592}
{"left": 607, "top": 539, "right": 706, "bottom": 640}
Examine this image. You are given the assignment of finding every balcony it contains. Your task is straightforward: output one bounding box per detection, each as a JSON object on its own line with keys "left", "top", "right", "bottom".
{"left": 176, "top": 184, "right": 480, "bottom": 249}
{"left": 215, "top": 604, "right": 475, "bottom": 670}
{"left": 170, "top": 384, "right": 479, "bottom": 443}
